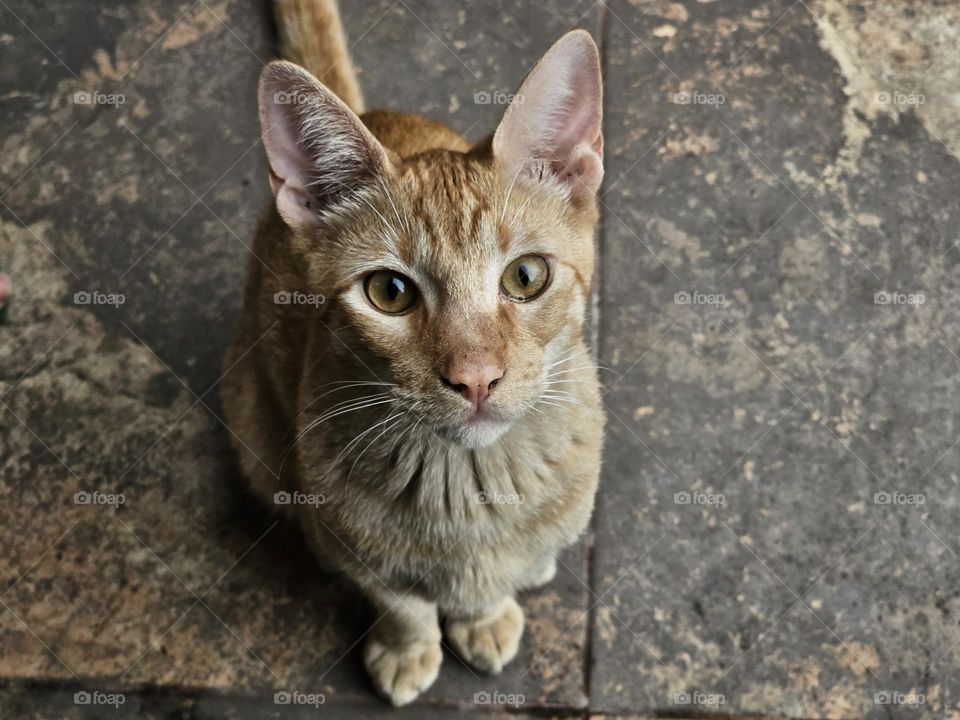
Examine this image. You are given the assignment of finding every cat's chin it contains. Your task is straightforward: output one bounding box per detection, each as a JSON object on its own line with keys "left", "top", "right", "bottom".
{"left": 442, "top": 416, "right": 512, "bottom": 449}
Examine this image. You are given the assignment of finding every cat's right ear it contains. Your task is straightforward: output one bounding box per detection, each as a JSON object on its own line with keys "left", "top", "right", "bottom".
{"left": 259, "top": 61, "right": 391, "bottom": 230}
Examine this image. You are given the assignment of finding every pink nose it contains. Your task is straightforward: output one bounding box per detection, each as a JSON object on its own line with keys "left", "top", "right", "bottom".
{"left": 441, "top": 359, "right": 504, "bottom": 409}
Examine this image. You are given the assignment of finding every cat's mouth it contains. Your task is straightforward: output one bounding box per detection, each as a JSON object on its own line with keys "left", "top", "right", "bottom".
{"left": 442, "top": 410, "right": 512, "bottom": 449}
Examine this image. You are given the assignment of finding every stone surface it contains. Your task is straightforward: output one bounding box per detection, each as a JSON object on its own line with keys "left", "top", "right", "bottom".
{"left": 593, "top": 0, "right": 960, "bottom": 718}
{"left": 0, "top": 0, "right": 596, "bottom": 714}
{"left": 2, "top": 0, "right": 960, "bottom": 718}
{"left": 0, "top": 683, "right": 562, "bottom": 720}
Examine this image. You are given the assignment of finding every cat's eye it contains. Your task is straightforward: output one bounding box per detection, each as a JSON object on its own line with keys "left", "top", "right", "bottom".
{"left": 500, "top": 255, "right": 550, "bottom": 301}
{"left": 364, "top": 270, "right": 418, "bottom": 314}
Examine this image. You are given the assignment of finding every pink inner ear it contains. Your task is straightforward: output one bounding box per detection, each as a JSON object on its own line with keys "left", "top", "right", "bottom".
{"left": 268, "top": 167, "right": 284, "bottom": 196}
{"left": 260, "top": 66, "right": 316, "bottom": 193}
{"left": 257, "top": 61, "right": 392, "bottom": 229}
{"left": 493, "top": 31, "right": 603, "bottom": 198}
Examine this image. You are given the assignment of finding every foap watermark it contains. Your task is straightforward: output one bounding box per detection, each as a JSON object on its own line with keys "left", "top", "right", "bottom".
{"left": 873, "top": 690, "right": 924, "bottom": 708}
{"left": 473, "top": 90, "right": 524, "bottom": 105}
{"left": 475, "top": 490, "right": 525, "bottom": 506}
{"left": 674, "top": 490, "right": 725, "bottom": 507}
{"left": 672, "top": 90, "right": 725, "bottom": 107}
{"left": 273, "top": 90, "right": 308, "bottom": 105}
{"left": 674, "top": 691, "right": 726, "bottom": 707}
{"left": 74, "top": 690, "right": 125, "bottom": 708}
{"left": 874, "top": 290, "right": 924, "bottom": 306}
{"left": 874, "top": 91, "right": 925, "bottom": 108}
{"left": 74, "top": 490, "right": 125, "bottom": 509}
{"left": 474, "top": 690, "right": 525, "bottom": 708}
{"left": 74, "top": 290, "right": 125, "bottom": 307}
{"left": 674, "top": 291, "right": 725, "bottom": 307}
{"left": 274, "top": 490, "right": 325, "bottom": 507}
{"left": 273, "top": 690, "right": 326, "bottom": 708}
{"left": 874, "top": 491, "right": 925, "bottom": 507}
{"left": 72, "top": 90, "right": 125, "bottom": 107}
{"left": 274, "top": 290, "right": 325, "bottom": 308}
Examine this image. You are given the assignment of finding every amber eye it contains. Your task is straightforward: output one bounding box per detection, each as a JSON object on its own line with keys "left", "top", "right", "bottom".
{"left": 364, "top": 270, "right": 418, "bottom": 314}
{"left": 501, "top": 255, "right": 550, "bottom": 301}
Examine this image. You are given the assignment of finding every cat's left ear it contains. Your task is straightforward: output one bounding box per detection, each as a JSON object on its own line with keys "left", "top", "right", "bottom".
{"left": 493, "top": 30, "right": 603, "bottom": 204}
{"left": 258, "top": 61, "right": 392, "bottom": 231}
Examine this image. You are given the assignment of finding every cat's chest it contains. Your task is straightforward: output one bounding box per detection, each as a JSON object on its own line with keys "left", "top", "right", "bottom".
{"left": 384, "top": 436, "right": 555, "bottom": 520}
{"left": 298, "top": 386, "right": 603, "bottom": 553}
{"left": 345, "top": 409, "right": 596, "bottom": 534}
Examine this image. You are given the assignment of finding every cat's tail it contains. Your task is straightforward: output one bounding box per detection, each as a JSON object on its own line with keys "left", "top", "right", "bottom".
{"left": 273, "top": 0, "right": 364, "bottom": 114}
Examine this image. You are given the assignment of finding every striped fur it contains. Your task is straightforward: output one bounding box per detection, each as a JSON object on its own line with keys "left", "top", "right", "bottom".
{"left": 222, "top": 0, "right": 605, "bottom": 706}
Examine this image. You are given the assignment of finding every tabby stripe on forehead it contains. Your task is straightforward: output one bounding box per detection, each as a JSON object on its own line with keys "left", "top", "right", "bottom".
{"left": 469, "top": 200, "right": 486, "bottom": 245}
{"left": 413, "top": 192, "right": 442, "bottom": 249}
{"left": 441, "top": 163, "right": 458, "bottom": 214}
{"left": 445, "top": 163, "right": 474, "bottom": 246}
{"left": 422, "top": 205, "right": 443, "bottom": 249}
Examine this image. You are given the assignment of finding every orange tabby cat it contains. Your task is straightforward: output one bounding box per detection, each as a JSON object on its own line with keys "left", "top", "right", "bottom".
{"left": 222, "top": 0, "right": 605, "bottom": 705}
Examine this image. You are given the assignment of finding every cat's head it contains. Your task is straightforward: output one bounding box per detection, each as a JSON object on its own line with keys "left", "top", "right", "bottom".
{"left": 259, "top": 31, "right": 603, "bottom": 449}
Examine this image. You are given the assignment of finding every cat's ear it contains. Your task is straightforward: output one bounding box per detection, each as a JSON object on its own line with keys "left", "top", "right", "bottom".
{"left": 259, "top": 61, "right": 391, "bottom": 230}
{"left": 493, "top": 30, "right": 603, "bottom": 204}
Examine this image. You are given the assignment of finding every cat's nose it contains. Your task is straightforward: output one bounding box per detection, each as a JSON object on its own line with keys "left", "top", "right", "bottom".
{"left": 441, "top": 360, "right": 504, "bottom": 409}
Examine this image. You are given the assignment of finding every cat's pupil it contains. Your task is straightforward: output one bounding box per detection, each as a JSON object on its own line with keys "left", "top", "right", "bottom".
{"left": 518, "top": 264, "right": 531, "bottom": 287}
{"left": 387, "top": 276, "right": 404, "bottom": 300}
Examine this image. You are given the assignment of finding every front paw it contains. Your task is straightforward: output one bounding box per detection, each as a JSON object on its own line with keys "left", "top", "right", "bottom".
{"left": 363, "top": 636, "right": 442, "bottom": 706}
{"left": 521, "top": 556, "right": 557, "bottom": 590}
{"left": 445, "top": 597, "right": 524, "bottom": 674}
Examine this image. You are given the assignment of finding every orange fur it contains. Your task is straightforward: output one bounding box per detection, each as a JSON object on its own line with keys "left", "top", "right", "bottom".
{"left": 222, "top": 0, "right": 605, "bottom": 706}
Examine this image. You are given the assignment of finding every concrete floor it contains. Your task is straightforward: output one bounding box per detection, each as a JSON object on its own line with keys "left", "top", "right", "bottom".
{"left": 1, "top": 0, "right": 959, "bottom": 718}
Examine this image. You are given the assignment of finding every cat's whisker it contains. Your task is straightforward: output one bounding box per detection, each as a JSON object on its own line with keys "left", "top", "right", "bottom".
{"left": 314, "top": 380, "right": 399, "bottom": 389}
{"left": 380, "top": 401, "right": 423, "bottom": 456}
{"left": 325, "top": 177, "right": 405, "bottom": 246}
{"left": 386, "top": 412, "right": 422, "bottom": 460}
{"left": 510, "top": 182, "right": 539, "bottom": 225}
{"left": 299, "top": 382, "right": 397, "bottom": 406}
{"left": 541, "top": 391, "right": 579, "bottom": 401}
{"left": 305, "top": 392, "right": 395, "bottom": 424}
{"left": 325, "top": 407, "right": 404, "bottom": 476}
{"left": 346, "top": 410, "right": 408, "bottom": 481}
{"left": 287, "top": 395, "right": 396, "bottom": 453}
{"left": 378, "top": 177, "right": 408, "bottom": 235}
{"left": 542, "top": 346, "right": 581, "bottom": 370}
{"left": 545, "top": 365, "right": 609, "bottom": 378}
{"left": 278, "top": 396, "right": 396, "bottom": 478}
{"left": 539, "top": 388, "right": 585, "bottom": 409}
{"left": 348, "top": 404, "right": 420, "bottom": 478}
{"left": 295, "top": 382, "right": 399, "bottom": 423}
{"left": 499, "top": 165, "right": 526, "bottom": 226}
{"left": 278, "top": 396, "right": 387, "bottom": 483}
{"left": 541, "top": 394, "right": 580, "bottom": 404}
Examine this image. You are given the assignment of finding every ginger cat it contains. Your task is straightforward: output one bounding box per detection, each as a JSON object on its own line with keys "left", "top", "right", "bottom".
{"left": 222, "top": 0, "right": 605, "bottom": 705}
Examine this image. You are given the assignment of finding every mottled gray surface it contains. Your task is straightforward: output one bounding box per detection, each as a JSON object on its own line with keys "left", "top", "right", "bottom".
{"left": 2, "top": 0, "right": 959, "bottom": 718}
{"left": 0, "top": 0, "right": 594, "bottom": 715}
{"left": 594, "top": 0, "right": 960, "bottom": 718}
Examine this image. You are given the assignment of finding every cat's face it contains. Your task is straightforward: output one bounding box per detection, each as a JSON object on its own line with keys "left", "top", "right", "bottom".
{"left": 326, "top": 156, "right": 597, "bottom": 448}
{"left": 260, "top": 32, "right": 603, "bottom": 448}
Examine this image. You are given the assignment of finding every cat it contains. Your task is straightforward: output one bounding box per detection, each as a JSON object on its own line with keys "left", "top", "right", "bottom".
{"left": 221, "top": 0, "right": 605, "bottom": 706}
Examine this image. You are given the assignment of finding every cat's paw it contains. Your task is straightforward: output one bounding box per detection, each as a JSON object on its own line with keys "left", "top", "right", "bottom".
{"left": 363, "top": 636, "right": 442, "bottom": 706}
{"left": 445, "top": 597, "right": 524, "bottom": 674}
{"left": 521, "top": 556, "right": 557, "bottom": 590}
